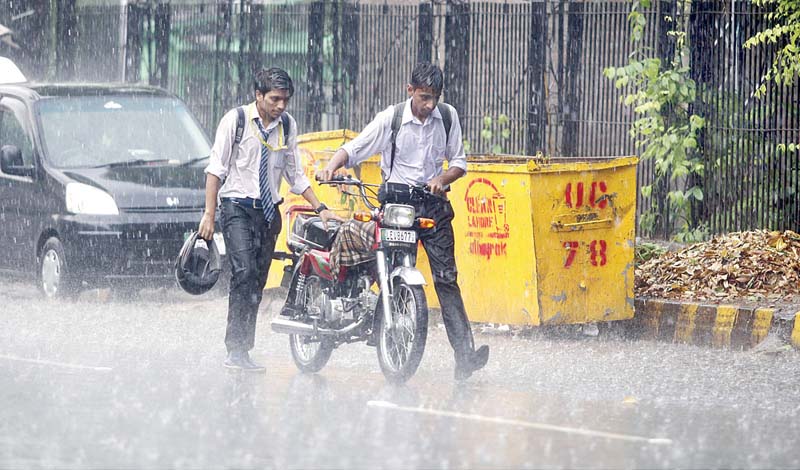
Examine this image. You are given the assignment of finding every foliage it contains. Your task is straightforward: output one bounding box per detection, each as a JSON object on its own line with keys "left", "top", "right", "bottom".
{"left": 604, "top": 0, "right": 706, "bottom": 242}
{"left": 744, "top": 0, "right": 800, "bottom": 157}
{"left": 635, "top": 241, "right": 668, "bottom": 263}
{"left": 743, "top": 0, "right": 800, "bottom": 96}
{"left": 463, "top": 114, "right": 511, "bottom": 154}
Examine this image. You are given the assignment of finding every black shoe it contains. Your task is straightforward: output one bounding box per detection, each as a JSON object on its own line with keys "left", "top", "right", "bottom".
{"left": 241, "top": 352, "right": 266, "bottom": 373}
{"left": 224, "top": 350, "right": 266, "bottom": 373}
{"left": 454, "top": 345, "right": 490, "bottom": 381}
{"left": 224, "top": 350, "right": 246, "bottom": 370}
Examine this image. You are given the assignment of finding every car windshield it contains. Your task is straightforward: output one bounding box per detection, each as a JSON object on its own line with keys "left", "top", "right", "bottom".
{"left": 37, "top": 95, "right": 211, "bottom": 168}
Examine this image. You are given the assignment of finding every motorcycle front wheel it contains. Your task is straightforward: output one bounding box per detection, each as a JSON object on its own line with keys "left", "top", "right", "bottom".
{"left": 289, "top": 274, "right": 334, "bottom": 373}
{"left": 375, "top": 280, "right": 428, "bottom": 383}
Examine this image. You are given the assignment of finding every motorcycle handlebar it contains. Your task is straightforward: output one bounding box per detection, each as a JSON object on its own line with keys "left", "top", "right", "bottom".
{"left": 316, "top": 175, "right": 379, "bottom": 210}
{"left": 410, "top": 184, "right": 450, "bottom": 203}
{"left": 316, "top": 174, "right": 355, "bottom": 185}
{"left": 316, "top": 177, "right": 448, "bottom": 209}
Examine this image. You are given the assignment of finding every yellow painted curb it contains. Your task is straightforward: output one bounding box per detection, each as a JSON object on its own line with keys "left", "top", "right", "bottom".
{"left": 642, "top": 300, "right": 664, "bottom": 340}
{"left": 751, "top": 308, "right": 774, "bottom": 347}
{"left": 713, "top": 305, "right": 738, "bottom": 348}
{"left": 674, "top": 304, "right": 698, "bottom": 343}
{"left": 632, "top": 299, "right": 797, "bottom": 350}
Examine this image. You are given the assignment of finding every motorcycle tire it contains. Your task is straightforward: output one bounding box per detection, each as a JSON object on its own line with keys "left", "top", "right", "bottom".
{"left": 375, "top": 280, "right": 428, "bottom": 384}
{"left": 289, "top": 334, "right": 333, "bottom": 373}
{"left": 288, "top": 274, "right": 334, "bottom": 373}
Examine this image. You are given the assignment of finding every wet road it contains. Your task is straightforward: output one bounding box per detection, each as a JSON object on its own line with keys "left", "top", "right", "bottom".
{"left": 1, "top": 279, "right": 798, "bottom": 469}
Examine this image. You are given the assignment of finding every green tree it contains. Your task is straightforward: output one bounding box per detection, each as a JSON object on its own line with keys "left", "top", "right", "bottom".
{"left": 744, "top": 0, "right": 800, "bottom": 155}
{"left": 463, "top": 114, "right": 511, "bottom": 154}
{"left": 744, "top": 0, "right": 800, "bottom": 95}
{"left": 604, "top": 0, "right": 707, "bottom": 242}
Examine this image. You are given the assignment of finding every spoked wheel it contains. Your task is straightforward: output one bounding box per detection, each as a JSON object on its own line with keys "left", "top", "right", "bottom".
{"left": 289, "top": 274, "right": 334, "bottom": 373}
{"left": 376, "top": 280, "right": 428, "bottom": 383}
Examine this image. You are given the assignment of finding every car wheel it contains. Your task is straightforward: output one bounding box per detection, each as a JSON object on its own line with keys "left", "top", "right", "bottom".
{"left": 39, "top": 237, "right": 78, "bottom": 300}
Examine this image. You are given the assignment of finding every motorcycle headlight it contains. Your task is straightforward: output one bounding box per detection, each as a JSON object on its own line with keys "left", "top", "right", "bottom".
{"left": 65, "top": 182, "right": 119, "bottom": 215}
{"left": 383, "top": 204, "right": 415, "bottom": 228}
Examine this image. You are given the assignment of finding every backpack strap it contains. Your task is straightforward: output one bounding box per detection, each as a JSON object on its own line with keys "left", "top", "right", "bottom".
{"left": 281, "top": 113, "right": 290, "bottom": 143}
{"left": 387, "top": 101, "right": 406, "bottom": 181}
{"left": 437, "top": 103, "right": 452, "bottom": 144}
{"left": 222, "top": 106, "right": 246, "bottom": 186}
{"left": 234, "top": 106, "right": 245, "bottom": 145}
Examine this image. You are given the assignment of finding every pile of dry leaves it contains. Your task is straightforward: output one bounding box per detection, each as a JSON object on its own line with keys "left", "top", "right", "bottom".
{"left": 635, "top": 230, "right": 800, "bottom": 302}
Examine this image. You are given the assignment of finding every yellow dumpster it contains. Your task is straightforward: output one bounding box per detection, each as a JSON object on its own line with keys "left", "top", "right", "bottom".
{"left": 450, "top": 156, "right": 638, "bottom": 325}
{"left": 267, "top": 130, "right": 638, "bottom": 326}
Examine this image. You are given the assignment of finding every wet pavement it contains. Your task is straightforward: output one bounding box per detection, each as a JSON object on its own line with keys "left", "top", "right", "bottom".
{"left": 1, "top": 279, "right": 798, "bottom": 469}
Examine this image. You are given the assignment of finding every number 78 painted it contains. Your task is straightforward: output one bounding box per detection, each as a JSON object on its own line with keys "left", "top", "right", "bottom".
{"left": 563, "top": 240, "right": 608, "bottom": 268}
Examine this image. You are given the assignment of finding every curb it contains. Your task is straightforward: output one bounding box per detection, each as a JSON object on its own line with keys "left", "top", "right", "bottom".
{"left": 631, "top": 298, "right": 800, "bottom": 350}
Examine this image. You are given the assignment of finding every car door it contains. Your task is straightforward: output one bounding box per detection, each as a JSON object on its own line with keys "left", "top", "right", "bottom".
{"left": 0, "top": 96, "right": 39, "bottom": 271}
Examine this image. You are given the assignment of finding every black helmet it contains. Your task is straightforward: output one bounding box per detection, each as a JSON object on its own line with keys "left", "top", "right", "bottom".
{"left": 175, "top": 231, "right": 221, "bottom": 295}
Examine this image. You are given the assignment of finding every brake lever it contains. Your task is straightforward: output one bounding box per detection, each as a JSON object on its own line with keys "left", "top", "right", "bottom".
{"left": 414, "top": 184, "right": 449, "bottom": 202}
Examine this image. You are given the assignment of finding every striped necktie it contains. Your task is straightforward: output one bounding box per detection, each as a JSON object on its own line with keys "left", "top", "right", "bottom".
{"left": 255, "top": 119, "right": 276, "bottom": 224}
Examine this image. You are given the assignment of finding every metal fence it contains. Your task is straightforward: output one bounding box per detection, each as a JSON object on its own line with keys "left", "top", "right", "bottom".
{"left": 2, "top": 0, "right": 798, "bottom": 237}
{"left": 691, "top": 0, "right": 800, "bottom": 234}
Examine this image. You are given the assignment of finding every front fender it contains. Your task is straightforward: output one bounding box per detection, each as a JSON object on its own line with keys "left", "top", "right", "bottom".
{"left": 390, "top": 266, "right": 427, "bottom": 286}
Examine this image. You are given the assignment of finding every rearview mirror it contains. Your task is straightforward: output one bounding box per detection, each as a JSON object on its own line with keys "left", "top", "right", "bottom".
{"left": 0, "top": 145, "right": 34, "bottom": 177}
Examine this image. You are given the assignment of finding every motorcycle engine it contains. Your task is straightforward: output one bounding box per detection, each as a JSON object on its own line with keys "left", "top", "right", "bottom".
{"left": 320, "top": 275, "right": 377, "bottom": 324}
{"left": 359, "top": 289, "right": 379, "bottom": 316}
{"left": 321, "top": 297, "right": 346, "bottom": 323}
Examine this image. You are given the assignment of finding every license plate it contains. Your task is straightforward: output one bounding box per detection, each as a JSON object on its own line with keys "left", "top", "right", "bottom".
{"left": 381, "top": 228, "right": 416, "bottom": 243}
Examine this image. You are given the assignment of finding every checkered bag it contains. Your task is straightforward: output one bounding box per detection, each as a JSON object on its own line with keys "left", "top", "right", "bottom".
{"left": 330, "top": 219, "right": 377, "bottom": 275}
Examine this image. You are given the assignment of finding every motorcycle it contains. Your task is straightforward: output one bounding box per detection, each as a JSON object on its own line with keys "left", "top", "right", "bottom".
{"left": 270, "top": 176, "right": 437, "bottom": 383}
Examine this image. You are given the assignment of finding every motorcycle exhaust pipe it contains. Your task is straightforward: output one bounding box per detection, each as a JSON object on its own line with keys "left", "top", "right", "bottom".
{"left": 271, "top": 317, "right": 315, "bottom": 336}
{"left": 270, "top": 316, "right": 365, "bottom": 337}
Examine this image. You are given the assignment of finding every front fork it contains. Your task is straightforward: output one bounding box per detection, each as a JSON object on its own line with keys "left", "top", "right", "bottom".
{"left": 376, "top": 250, "right": 415, "bottom": 331}
{"left": 376, "top": 251, "right": 394, "bottom": 331}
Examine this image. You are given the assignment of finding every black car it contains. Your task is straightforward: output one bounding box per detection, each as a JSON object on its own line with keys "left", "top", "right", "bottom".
{"left": 0, "top": 80, "right": 222, "bottom": 298}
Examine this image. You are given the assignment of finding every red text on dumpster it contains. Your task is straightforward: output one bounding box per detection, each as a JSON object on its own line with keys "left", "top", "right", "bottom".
{"left": 563, "top": 239, "right": 608, "bottom": 268}
{"left": 564, "top": 181, "right": 608, "bottom": 209}
{"left": 464, "top": 178, "right": 510, "bottom": 260}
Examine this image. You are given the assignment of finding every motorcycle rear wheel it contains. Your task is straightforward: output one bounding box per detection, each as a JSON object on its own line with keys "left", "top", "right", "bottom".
{"left": 289, "top": 274, "right": 334, "bottom": 373}
{"left": 376, "top": 280, "right": 428, "bottom": 384}
{"left": 289, "top": 334, "right": 333, "bottom": 373}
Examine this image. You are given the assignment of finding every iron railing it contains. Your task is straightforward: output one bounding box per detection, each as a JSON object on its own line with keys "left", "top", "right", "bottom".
{"left": 2, "top": 0, "right": 798, "bottom": 237}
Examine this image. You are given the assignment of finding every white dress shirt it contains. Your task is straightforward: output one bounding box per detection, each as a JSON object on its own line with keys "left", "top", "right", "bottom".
{"left": 205, "top": 102, "right": 311, "bottom": 203}
{"left": 341, "top": 99, "right": 467, "bottom": 185}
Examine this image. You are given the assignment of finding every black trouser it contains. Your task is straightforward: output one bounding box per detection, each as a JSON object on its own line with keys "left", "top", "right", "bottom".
{"left": 220, "top": 198, "right": 282, "bottom": 353}
{"left": 415, "top": 197, "right": 476, "bottom": 366}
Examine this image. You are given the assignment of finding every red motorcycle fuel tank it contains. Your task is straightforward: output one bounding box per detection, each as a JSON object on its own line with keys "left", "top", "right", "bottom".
{"left": 300, "top": 250, "right": 336, "bottom": 281}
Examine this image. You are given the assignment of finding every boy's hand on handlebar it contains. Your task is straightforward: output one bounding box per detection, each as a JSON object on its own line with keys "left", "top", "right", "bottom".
{"left": 427, "top": 176, "right": 447, "bottom": 195}
{"left": 314, "top": 169, "right": 331, "bottom": 182}
{"left": 315, "top": 168, "right": 346, "bottom": 183}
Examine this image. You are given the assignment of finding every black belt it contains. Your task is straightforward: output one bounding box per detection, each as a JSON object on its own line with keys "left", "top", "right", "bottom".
{"left": 224, "top": 197, "right": 265, "bottom": 210}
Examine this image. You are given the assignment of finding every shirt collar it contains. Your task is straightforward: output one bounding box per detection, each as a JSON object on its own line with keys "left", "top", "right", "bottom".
{"left": 247, "top": 102, "right": 281, "bottom": 131}
{"left": 401, "top": 98, "right": 442, "bottom": 125}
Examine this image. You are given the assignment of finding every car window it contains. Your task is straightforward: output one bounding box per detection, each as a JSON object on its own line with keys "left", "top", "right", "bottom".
{"left": 36, "top": 95, "right": 211, "bottom": 168}
{"left": 0, "top": 100, "right": 34, "bottom": 166}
